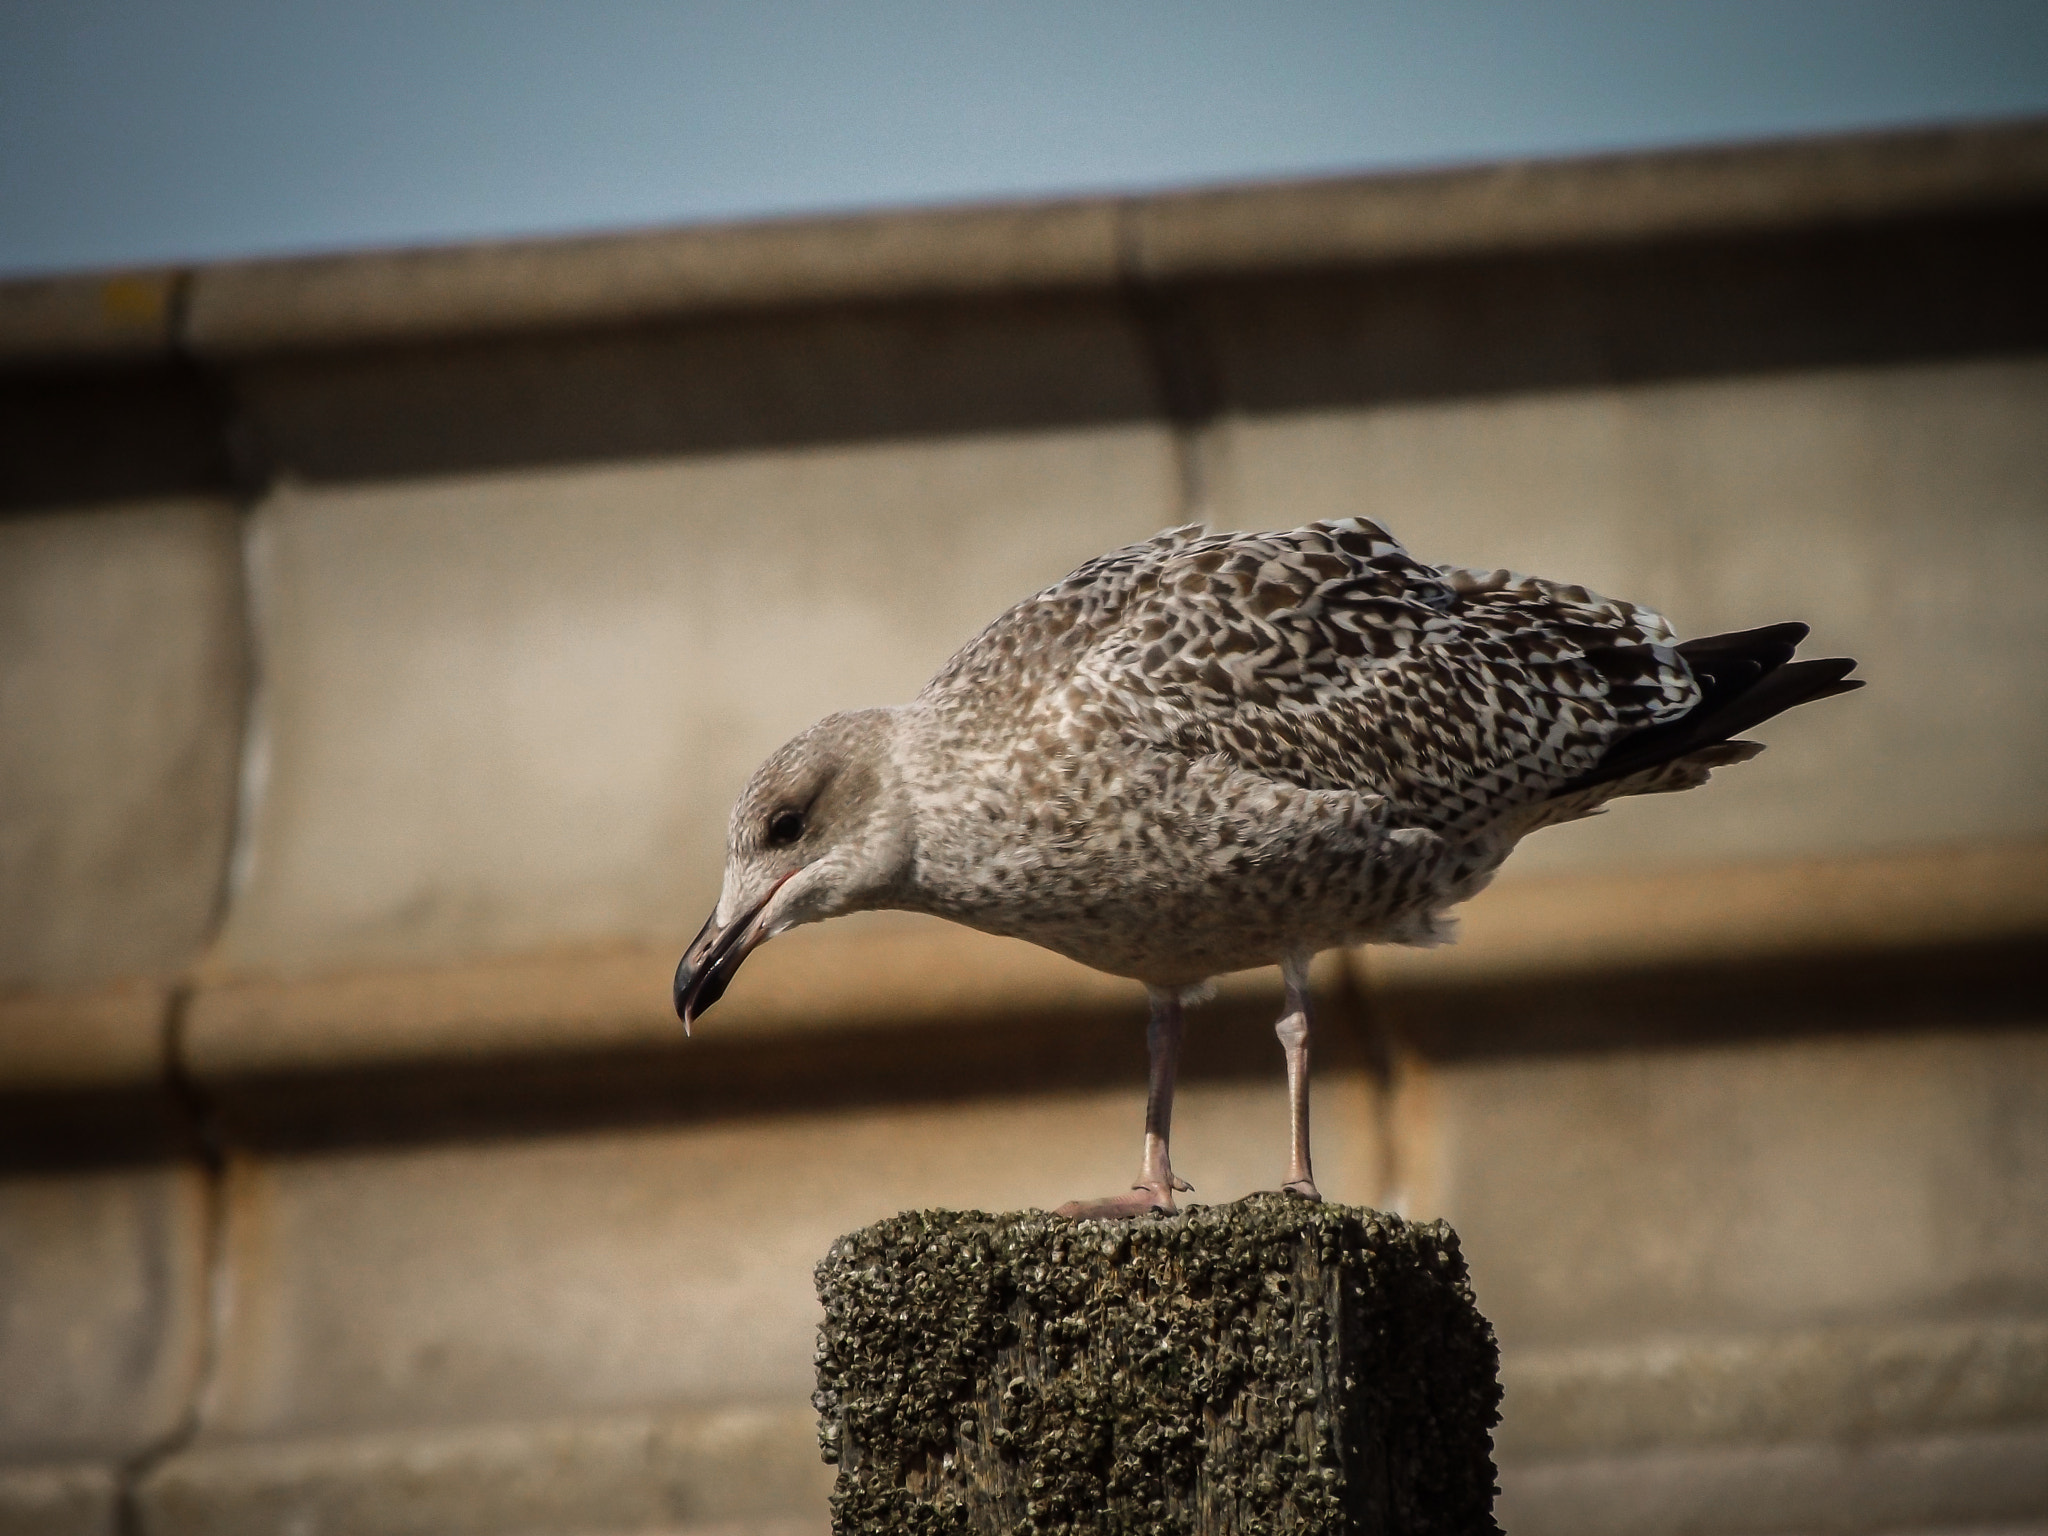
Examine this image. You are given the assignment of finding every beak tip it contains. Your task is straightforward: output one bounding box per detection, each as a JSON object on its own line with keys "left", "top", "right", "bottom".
{"left": 675, "top": 882, "right": 783, "bottom": 1036}
{"left": 673, "top": 951, "right": 699, "bottom": 1032}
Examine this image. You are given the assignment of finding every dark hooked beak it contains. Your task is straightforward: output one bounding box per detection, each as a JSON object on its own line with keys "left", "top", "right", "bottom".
{"left": 672, "top": 892, "right": 775, "bottom": 1034}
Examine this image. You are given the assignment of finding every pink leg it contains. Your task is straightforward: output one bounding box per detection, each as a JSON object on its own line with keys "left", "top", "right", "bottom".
{"left": 1055, "top": 988, "right": 1193, "bottom": 1219}
{"left": 1277, "top": 953, "right": 1322, "bottom": 1200}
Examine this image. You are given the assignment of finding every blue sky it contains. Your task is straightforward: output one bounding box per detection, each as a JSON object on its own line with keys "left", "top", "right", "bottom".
{"left": 3, "top": 1, "right": 2046, "bottom": 277}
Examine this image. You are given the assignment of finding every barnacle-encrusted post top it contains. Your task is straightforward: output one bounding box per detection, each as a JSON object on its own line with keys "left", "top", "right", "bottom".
{"left": 813, "top": 1194, "right": 1504, "bottom": 1534}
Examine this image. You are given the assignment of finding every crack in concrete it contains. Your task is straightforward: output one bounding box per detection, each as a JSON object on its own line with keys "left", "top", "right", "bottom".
{"left": 113, "top": 985, "right": 234, "bottom": 1536}
{"left": 111, "top": 282, "right": 272, "bottom": 1526}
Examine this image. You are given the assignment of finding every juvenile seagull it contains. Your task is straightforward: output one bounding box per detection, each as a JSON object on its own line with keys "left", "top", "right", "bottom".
{"left": 674, "top": 519, "right": 1860, "bottom": 1218}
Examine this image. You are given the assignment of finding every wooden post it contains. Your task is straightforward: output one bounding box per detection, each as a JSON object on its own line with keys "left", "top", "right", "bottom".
{"left": 813, "top": 1192, "right": 1502, "bottom": 1534}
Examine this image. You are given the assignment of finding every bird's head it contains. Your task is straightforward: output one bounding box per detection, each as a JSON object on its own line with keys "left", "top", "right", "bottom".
{"left": 673, "top": 706, "right": 912, "bottom": 1031}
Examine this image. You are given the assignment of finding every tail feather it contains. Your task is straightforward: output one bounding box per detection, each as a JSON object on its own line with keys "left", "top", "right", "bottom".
{"left": 1574, "top": 623, "right": 1862, "bottom": 791}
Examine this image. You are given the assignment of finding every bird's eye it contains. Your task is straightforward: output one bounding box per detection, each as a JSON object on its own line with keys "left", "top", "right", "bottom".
{"left": 766, "top": 809, "right": 805, "bottom": 846}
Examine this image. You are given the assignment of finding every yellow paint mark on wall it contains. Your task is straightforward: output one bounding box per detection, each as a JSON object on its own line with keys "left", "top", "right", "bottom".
{"left": 98, "top": 273, "right": 170, "bottom": 328}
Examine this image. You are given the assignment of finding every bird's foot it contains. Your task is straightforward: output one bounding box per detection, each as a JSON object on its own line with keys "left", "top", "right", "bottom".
{"left": 1280, "top": 1178, "right": 1323, "bottom": 1202}
{"left": 1053, "top": 1182, "right": 1181, "bottom": 1220}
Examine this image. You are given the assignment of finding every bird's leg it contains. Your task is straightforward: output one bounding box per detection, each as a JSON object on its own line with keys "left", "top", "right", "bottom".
{"left": 1139, "top": 987, "right": 1195, "bottom": 1197}
{"left": 1276, "top": 953, "right": 1322, "bottom": 1201}
{"left": 1054, "top": 987, "right": 1190, "bottom": 1219}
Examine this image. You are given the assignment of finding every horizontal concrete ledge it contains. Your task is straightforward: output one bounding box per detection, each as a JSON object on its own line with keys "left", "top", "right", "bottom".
{"left": 1371, "top": 838, "right": 2048, "bottom": 987}
{"left": 1131, "top": 114, "right": 2048, "bottom": 282}
{"left": 4, "top": 118, "right": 2043, "bottom": 365}
{"left": 2, "top": 842, "right": 2034, "bottom": 1107}
{"left": 0, "top": 1460, "right": 118, "bottom": 1536}
{"left": 9, "top": 1321, "right": 2041, "bottom": 1536}
{"left": 0, "top": 981, "right": 169, "bottom": 1091}
{"left": 49, "top": 1314, "right": 2046, "bottom": 1536}
{"left": 183, "top": 916, "right": 1159, "bottom": 1081}
{"left": 182, "top": 200, "right": 1125, "bottom": 359}
{"left": 1496, "top": 1422, "right": 2048, "bottom": 1536}
{"left": 135, "top": 1405, "right": 829, "bottom": 1536}
{"left": 1497, "top": 1313, "right": 2048, "bottom": 1462}
{"left": 0, "top": 270, "right": 181, "bottom": 366}
{"left": 173, "top": 839, "right": 2046, "bottom": 1084}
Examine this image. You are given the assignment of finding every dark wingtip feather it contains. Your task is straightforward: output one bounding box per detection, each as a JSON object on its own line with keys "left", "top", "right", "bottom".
{"left": 1575, "top": 628, "right": 1861, "bottom": 790}
{"left": 1701, "top": 656, "right": 1859, "bottom": 743}
{"left": 1676, "top": 620, "right": 1809, "bottom": 661}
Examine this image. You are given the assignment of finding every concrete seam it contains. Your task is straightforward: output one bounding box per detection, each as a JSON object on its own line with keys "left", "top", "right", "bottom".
{"left": 158, "top": 250, "right": 276, "bottom": 952}
{"left": 113, "top": 984, "right": 233, "bottom": 1536}
{"left": 167, "top": 262, "right": 277, "bottom": 500}
{"left": 1116, "top": 203, "right": 1401, "bottom": 1203}
{"left": 160, "top": 269, "right": 194, "bottom": 359}
{"left": 1113, "top": 198, "right": 1222, "bottom": 525}
{"left": 1334, "top": 950, "right": 1403, "bottom": 1210}
{"left": 123, "top": 275, "right": 262, "bottom": 1531}
{"left": 213, "top": 495, "right": 274, "bottom": 929}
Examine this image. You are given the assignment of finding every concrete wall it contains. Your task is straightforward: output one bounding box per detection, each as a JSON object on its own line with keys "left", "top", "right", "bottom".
{"left": 3, "top": 121, "right": 2047, "bottom": 1536}
{"left": 0, "top": 501, "right": 244, "bottom": 990}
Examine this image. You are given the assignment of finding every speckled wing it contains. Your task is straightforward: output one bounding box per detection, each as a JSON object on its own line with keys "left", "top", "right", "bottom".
{"left": 1054, "top": 518, "right": 1704, "bottom": 835}
{"left": 918, "top": 523, "right": 1211, "bottom": 720}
